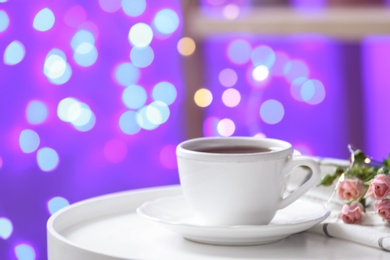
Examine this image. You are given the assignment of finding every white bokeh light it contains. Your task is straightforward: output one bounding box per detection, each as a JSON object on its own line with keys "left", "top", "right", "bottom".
{"left": 217, "top": 118, "right": 236, "bottom": 137}
{"left": 149, "top": 101, "right": 170, "bottom": 124}
{"left": 57, "top": 97, "right": 95, "bottom": 131}
{"left": 44, "top": 49, "right": 67, "bottom": 79}
{"left": 58, "top": 98, "right": 82, "bottom": 123}
{"left": 252, "top": 65, "right": 269, "bottom": 81}
{"left": 222, "top": 88, "right": 241, "bottom": 108}
{"left": 137, "top": 106, "right": 159, "bottom": 130}
{"left": 128, "top": 23, "right": 153, "bottom": 47}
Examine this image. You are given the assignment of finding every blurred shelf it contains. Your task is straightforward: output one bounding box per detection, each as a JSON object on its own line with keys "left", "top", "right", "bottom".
{"left": 186, "top": 7, "right": 390, "bottom": 41}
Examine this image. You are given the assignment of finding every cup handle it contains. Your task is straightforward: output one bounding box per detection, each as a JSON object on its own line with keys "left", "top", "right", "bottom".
{"left": 278, "top": 156, "right": 321, "bottom": 209}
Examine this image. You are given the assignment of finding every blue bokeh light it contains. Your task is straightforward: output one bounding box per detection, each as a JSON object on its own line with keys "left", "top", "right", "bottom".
{"left": 0, "top": 10, "right": 9, "bottom": 33}
{"left": 114, "top": 62, "right": 140, "bottom": 87}
{"left": 36, "top": 147, "right": 60, "bottom": 172}
{"left": 130, "top": 46, "right": 154, "bottom": 68}
{"left": 122, "top": 0, "right": 147, "bottom": 17}
{"left": 14, "top": 243, "right": 36, "bottom": 260}
{"left": 290, "top": 77, "right": 307, "bottom": 101}
{"left": 73, "top": 43, "right": 98, "bottom": 67}
{"left": 153, "top": 9, "right": 180, "bottom": 35}
{"left": 152, "top": 81, "right": 177, "bottom": 105}
{"left": 33, "top": 8, "right": 55, "bottom": 32}
{"left": 226, "top": 39, "right": 251, "bottom": 65}
{"left": 122, "top": 84, "right": 147, "bottom": 109}
{"left": 259, "top": 99, "right": 285, "bottom": 125}
{"left": 119, "top": 111, "right": 142, "bottom": 135}
{"left": 71, "top": 30, "right": 95, "bottom": 50}
{"left": 47, "top": 197, "right": 70, "bottom": 215}
{"left": 251, "top": 45, "right": 276, "bottom": 68}
{"left": 283, "top": 59, "right": 310, "bottom": 83}
{"left": 0, "top": 217, "right": 13, "bottom": 240}
{"left": 3, "top": 40, "right": 26, "bottom": 65}
{"left": 19, "top": 129, "right": 40, "bottom": 154}
{"left": 26, "top": 100, "right": 49, "bottom": 125}
{"left": 301, "top": 79, "right": 326, "bottom": 105}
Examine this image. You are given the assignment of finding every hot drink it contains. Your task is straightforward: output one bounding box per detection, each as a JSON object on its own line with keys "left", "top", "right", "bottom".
{"left": 195, "top": 146, "right": 274, "bottom": 154}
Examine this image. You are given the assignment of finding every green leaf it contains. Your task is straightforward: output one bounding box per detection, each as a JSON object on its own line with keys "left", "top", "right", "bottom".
{"left": 387, "top": 154, "right": 390, "bottom": 167}
{"left": 320, "top": 174, "right": 336, "bottom": 186}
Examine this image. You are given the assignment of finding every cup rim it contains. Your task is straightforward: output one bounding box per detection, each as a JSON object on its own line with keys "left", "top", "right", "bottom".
{"left": 176, "top": 137, "right": 292, "bottom": 162}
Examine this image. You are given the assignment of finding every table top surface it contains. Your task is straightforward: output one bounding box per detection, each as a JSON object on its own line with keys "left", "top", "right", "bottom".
{"left": 47, "top": 184, "right": 389, "bottom": 260}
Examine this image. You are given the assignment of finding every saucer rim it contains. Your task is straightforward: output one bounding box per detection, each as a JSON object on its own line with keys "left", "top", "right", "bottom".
{"left": 136, "top": 195, "right": 331, "bottom": 231}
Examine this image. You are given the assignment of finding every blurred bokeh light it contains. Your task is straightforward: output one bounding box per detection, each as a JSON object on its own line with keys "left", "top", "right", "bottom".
{"left": 1, "top": 0, "right": 390, "bottom": 259}
{"left": 0, "top": 0, "right": 184, "bottom": 258}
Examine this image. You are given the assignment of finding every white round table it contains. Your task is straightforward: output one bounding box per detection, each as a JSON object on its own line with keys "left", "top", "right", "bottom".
{"left": 47, "top": 185, "right": 388, "bottom": 259}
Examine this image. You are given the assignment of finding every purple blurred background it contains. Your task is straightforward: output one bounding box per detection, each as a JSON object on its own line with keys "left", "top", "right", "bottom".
{"left": 1, "top": 0, "right": 390, "bottom": 259}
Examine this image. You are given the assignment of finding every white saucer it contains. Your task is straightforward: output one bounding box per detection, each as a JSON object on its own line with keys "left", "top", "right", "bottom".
{"left": 137, "top": 195, "right": 330, "bottom": 246}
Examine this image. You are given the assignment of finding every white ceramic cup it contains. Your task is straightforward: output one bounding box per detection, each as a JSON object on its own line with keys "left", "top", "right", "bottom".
{"left": 176, "top": 137, "right": 321, "bottom": 226}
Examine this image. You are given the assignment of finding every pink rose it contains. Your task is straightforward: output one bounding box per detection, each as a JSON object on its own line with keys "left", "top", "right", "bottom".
{"left": 337, "top": 178, "right": 366, "bottom": 201}
{"left": 365, "top": 174, "right": 390, "bottom": 200}
{"left": 375, "top": 199, "right": 390, "bottom": 222}
{"left": 340, "top": 201, "right": 365, "bottom": 224}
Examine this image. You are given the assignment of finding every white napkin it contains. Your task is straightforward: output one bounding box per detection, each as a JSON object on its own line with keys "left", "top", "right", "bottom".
{"left": 294, "top": 159, "right": 390, "bottom": 252}
{"left": 309, "top": 215, "right": 390, "bottom": 252}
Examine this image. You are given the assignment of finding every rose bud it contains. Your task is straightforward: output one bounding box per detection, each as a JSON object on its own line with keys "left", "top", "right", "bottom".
{"left": 365, "top": 174, "right": 390, "bottom": 200}
{"left": 340, "top": 201, "right": 365, "bottom": 224}
{"left": 337, "top": 178, "right": 365, "bottom": 201}
{"left": 375, "top": 199, "right": 390, "bottom": 222}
